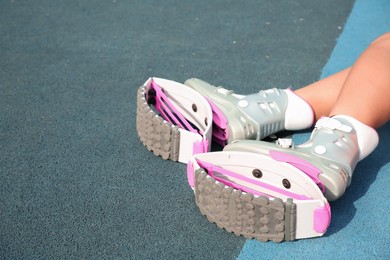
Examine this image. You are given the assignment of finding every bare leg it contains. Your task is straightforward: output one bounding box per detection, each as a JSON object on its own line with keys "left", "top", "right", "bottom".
{"left": 295, "top": 68, "right": 351, "bottom": 121}
{"left": 330, "top": 34, "right": 390, "bottom": 128}
{"left": 296, "top": 32, "right": 390, "bottom": 128}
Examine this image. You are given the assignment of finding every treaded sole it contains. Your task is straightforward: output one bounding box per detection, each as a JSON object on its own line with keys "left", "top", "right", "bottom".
{"left": 136, "top": 86, "right": 181, "bottom": 161}
{"left": 194, "top": 169, "right": 296, "bottom": 242}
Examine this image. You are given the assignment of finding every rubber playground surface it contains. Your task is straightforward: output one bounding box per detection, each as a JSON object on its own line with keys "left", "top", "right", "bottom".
{"left": 1, "top": 0, "right": 389, "bottom": 259}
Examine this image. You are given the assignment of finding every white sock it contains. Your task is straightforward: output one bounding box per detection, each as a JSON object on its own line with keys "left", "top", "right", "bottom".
{"left": 332, "top": 115, "right": 379, "bottom": 160}
{"left": 284, "top": 89, "right": 314, "bottom": 130}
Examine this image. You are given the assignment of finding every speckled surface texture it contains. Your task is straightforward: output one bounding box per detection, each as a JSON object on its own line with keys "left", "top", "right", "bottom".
{"left": 1, "top": 0, "right": 389, "bottom": 259}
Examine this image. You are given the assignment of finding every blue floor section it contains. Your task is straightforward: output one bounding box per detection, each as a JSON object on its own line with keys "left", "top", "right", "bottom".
{"left": 238, "top": 0, "right": 390, "bottom": 259}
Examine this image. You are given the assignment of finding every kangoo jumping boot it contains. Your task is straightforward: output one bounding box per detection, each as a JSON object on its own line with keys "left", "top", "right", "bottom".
{"left": 223, "top": 115, "right": 379, "bottom": 201}
{"left": 186, "top": 115, "right": 378, "bottom": 242}
{"left": 185, "top": 78, "right": 314, "bottom": 146}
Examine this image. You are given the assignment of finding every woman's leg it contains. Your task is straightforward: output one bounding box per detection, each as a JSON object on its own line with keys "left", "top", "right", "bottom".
{"left": 330, "top": 33, "right": 390, "bottom": 128}
{"left": 295, "top": 68, "right": 350, "bottom": 122}
{"left": 296, "top": 32, "right": 390, "bottom": 128}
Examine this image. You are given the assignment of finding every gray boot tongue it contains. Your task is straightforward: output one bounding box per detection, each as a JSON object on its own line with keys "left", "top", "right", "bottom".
{"left": 331, "top": 115, "right": 379, "bottom": 160}
{"left": 309, "top": 116, "right": 360, "bottom": 180}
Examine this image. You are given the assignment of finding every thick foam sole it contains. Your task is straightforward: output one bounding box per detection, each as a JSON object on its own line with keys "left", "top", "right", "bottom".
{"left": 136, "top": 86, "right": 181, "bottom": 161}
{"left": 194, "top": 169, "right": 297, "bottom": 242}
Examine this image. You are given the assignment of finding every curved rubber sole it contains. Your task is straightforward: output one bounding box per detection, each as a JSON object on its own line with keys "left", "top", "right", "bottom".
{"left": 136, "top": 86, "right": 181, "bottom": 161}
{"left": 194, "top": 169, "right": 297, "bottom": 242}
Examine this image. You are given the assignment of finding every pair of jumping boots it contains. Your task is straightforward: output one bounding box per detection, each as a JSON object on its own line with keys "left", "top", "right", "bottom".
{"left": 136, "top": 77, "right": 378, "bottom": 242}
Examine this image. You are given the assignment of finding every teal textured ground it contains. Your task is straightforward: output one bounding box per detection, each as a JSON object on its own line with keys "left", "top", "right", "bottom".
{"left": 1, "top": 0, "right": 389, "bottom": 259}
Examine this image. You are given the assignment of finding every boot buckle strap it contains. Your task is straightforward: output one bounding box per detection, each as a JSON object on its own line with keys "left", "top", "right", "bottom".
{"left": 315, "top": 117, "right": 352, "bottom": 132}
